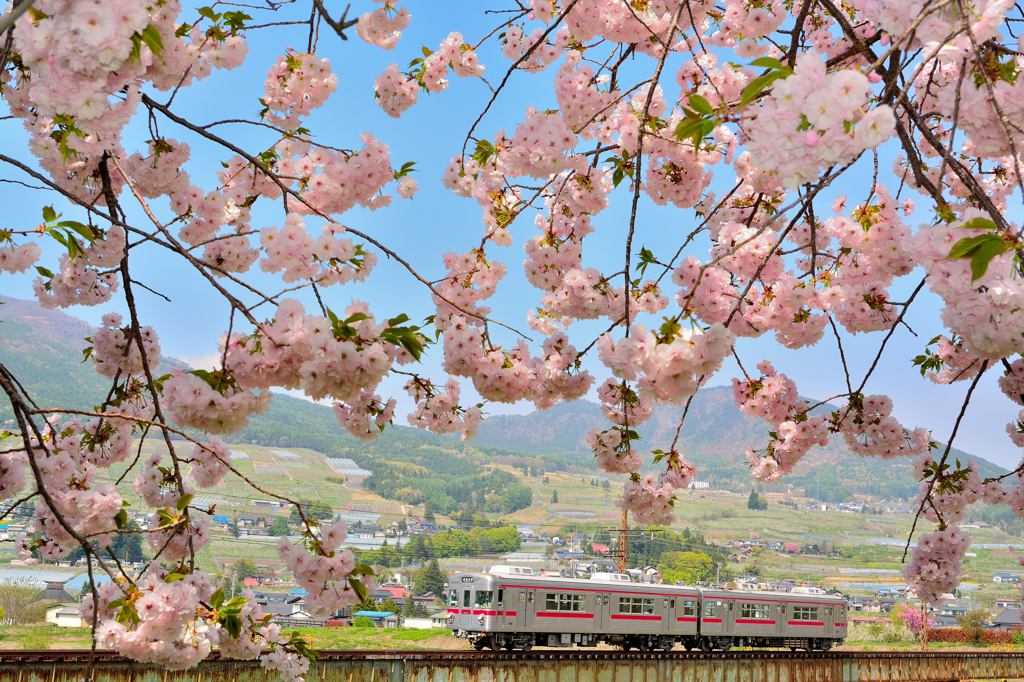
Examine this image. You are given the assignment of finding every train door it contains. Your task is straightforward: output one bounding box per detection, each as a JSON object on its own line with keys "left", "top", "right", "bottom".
{"left": 515, "top": 589, "right": 528, "bottom": 630}
{"left": 596, "top": 593, "right": 610, "bottom": 630}
{"left": 525, "top": 589, "right": 537, "bottom": 628}
{"left": 495, "top": 587, "right": 506, "bottom": 631}
{"left": 461, "top": 587, "right": 472, "bottom": 630}
{"left": 774, "top": 602, "right": 785, "bottom": 636}
{"left": 663, "top": 597, "right": 674, "bottom": 633}
{"left": 824, "top": 605, "right": 834, "bottom": 637}
{"left": 702, "top": 599, "right": 724, "bottom": 635}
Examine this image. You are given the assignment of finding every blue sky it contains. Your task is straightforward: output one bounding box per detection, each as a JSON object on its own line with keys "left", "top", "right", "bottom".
{"left": 1, "top": 1, "right": 1021, "bottom": 470}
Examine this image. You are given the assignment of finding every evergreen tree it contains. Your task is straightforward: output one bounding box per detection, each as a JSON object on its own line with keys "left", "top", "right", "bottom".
{"left": 551, "top": 490, "right": 559, "bottom": 503}
{"left": 414, "top": 559, "right": 446, "bottom": 596}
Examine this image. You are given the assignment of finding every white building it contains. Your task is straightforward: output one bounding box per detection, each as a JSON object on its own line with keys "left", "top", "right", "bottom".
{"left": 689, "top": 481, "right": 710, "bottom": 490}
{"left": 46, "top": 605, "right": 84, "bottom": 628}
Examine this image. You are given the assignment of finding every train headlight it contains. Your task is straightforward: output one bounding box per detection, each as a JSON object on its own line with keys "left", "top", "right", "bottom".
{"left": 477, "top": 616, "right": 484, "bottom": 625}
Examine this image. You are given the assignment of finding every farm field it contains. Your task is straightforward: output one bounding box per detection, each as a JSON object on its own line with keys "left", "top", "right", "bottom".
{"left": 4, "top": 623, "right": 1024, "bottom": 655}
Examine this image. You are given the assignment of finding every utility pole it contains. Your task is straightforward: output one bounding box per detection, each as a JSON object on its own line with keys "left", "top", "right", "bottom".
{"left": 618, "top": 507, "right": 628, "bottom": 574}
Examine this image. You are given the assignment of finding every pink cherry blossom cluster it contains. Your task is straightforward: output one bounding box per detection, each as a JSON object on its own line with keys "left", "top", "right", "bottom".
{"left": 903, "top": 527, "right": 971, "bottom": 604}
{"left": 906, "top": 209, "right": 1024, "bottom": 360}
{"left": 162, "top": 369, "right": 272, "bottom": 435}
{"left": 0, "top": 240, "right": 41, "bottom": 274}
{"left": 332, "top": 389, "right": 397, "bottom": 441}
{"left": 836, "top": 394, "right": 931, "bottom": 459}
{"left": 356, "top": 4, "right": 411, "bottom": 51}
{"left": 597, "top": 323, "right": 734, "bottom": 405}
{"left": 262, "top": 53, "right": 338, "bottom": 131}
{"left": 733, "top": 362, "right": 831, "bottom": 481}
{"left": 34, "top": 226, "right": 125, "bottom": 310}
{"left": 260, "top": 214, "right": 374, "bottom": 286}
{"left": 745, "top": 54, "right": 895, "bottom": 188}
{"left": 405, "top": 377, "right": 482, "bottom": 439}
{"left": 91, "top": 313, "right": 161, "bottom": 379}
{"left": 189, "top": 438, "right": 232, "bottom": 488}
{"left": 501, "top": 24, "right": 568, "bottom": 72}
{"left": 223, "top": 299, "right": 414, "bottom": 408}
{"left": 4, "top": 0, "right": 245, "bottom": 206}
{"left": 373, "top": 33, "right": 483, "bottom": 117}
{"left": 278, "top": 523, "right": 374, "bottom": 616}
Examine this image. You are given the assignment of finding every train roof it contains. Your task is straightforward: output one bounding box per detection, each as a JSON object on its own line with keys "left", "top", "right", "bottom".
{"left": 448, "top": 567, "right": 844, "bottom": 603}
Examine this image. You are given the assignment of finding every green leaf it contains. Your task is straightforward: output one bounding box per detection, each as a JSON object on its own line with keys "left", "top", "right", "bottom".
{"left": 749, "top": 57, "right": 784, "bottom": 69}
{"left": 211, "top": 588, "right": 225, "bottom": 610}
{"left": 969, "top": 237, "right": 1008, "bottom": 281}
{"left": 35, "top": 266, "right": 53, "bottom": 279}
{"left": 166, "top": 572, "right": 185, "bottom": 583}
{"left": 387, "top": 313, "right": 411, "bottom": 326}
{"left": 945, "top": 232, "right": 1010, "bottom": 280}
{"left": 198, "top": 7, "right": 219, "bottom": 21}
{"left": 687, "top": 94, "right": 713, "bottom": 116}
{"left": 57, "top": 221, "right": 95, "bottom": 243}
{"left": 224, "top": 614, "right": 241, "bottom": 638}
{"left": 958, "top": 217, "right": 998, "bottom": 232}
{"left": 42, "top": 206, "right": 57, "bottom": 223}
{"left": 141, "top": 24, "right": 164, "bottom": 59}
{"left": 176, "top": 493, "right": 194, "bottom": 511}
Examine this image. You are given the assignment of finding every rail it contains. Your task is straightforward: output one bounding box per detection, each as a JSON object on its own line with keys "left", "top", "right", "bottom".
{"left": 0, "top": 648, "right": 1019, "bottom": 680}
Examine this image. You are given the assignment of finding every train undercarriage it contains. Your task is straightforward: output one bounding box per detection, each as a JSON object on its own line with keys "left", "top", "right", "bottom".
{"left": 462, "top": 631, "right": 842, "bottom": 652}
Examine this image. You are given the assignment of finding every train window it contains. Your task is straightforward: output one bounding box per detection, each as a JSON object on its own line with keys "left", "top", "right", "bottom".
{"left": 683, "top": 601, "right": 695, "bottom": 616}
{"left": 545, "top": 593, "right": 585, "bottom": 612}
{"left": 664, "top": 599, "right": 669, "bottom": 607}
{"left": 670, "top": 599, "right": 675, "bottom": 609}
{"left": 463, "top": 590, "right": 471, "bottom": 608}
{"left": 497, "top": 589, "right": 504, "bottom": 605}
{"left": 791, "top": 606, "right": 820, "bottom": 621}
{"left": 475, "top": 591, "right": 494, "bottom": 608}
{"left": 740, "top": 603, "right": 770, "bottom": 620}
{"left": 619, "top": 597, "right": 654, "bottom": 614}
{"left": 528, "top": 593, "right": 534, "bottom": 603}
{"left": 703, "top": 603, "right": 715, "bottom": 617}
{"left": 449, "top": 591, "right": 458, "bottom": 607}
{"left": 603, "top": 596, "right": 609, "bottom": 606}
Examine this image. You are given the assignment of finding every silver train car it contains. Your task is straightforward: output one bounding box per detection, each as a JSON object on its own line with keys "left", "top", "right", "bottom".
{"left": 445, "top": 566, "right": 847, "bottom": 652}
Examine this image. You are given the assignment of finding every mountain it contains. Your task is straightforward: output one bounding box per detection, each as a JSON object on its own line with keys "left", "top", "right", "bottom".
{"left": 0, "top": 295, "right": 187, "bottom": 421}
{"left": 471, "top": 390, "right": 1005, "bottom": 500}
{"left": 0, "top": 296, "right": 1006, "bottom": 503}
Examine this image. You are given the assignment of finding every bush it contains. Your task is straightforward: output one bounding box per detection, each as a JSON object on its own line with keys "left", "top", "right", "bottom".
{"left": 352, "top": 616, "right": 375, "bottom": 628}
{"left": 1014, "top": 630, "right": 1024, "bottom": 646}
{"left": 925, "top": 628, "right": 1015, "bottom": 644}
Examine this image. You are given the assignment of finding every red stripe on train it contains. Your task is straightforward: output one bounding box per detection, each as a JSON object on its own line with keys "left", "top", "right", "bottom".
{"left": 788, "top": 621, "right": 825, "bottom": 626}
{"left": 677, "top": 617, "right": 698, "bottom": 622}
{"left": 703, "top": 618, "right": 723, "bottom": 623}
{"left": 735, "top": 619, "right": 776, "bottom": 624}
{"left": 611, "top": 615, "right": 661, "bottom": 621}
{"left": 536, "top": 612, "right": 594, "bottom": 619}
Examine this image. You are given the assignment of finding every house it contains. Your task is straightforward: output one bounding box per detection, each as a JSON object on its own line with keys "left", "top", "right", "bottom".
{"left": 378, "top": 584, "right": 410, "bottom": 600}
{"left": 353, "top": 610, "right": 400, "bottom": 628}
{"left": 591, "top": 543, "right": 609, "bottom": 555}
{"left": 430, "top": 611, "right": 451, "bottom": 628}
{"left": 993, "top": 574, "right": 1021, "bottom": 583}
{"left": 991, "top": 607, "right": 1023, "bottom": 630}
{"left": 996, "top": 599, "right": 1021, "bottom": 609}
{"left": 46, "top": 604, "right": 84, "bottom": 628}
{"left": 413, "top": 592, "right": 438, "bottom": 609}
{"left": 38, "top": 580, "right": 76, "bottom": 604}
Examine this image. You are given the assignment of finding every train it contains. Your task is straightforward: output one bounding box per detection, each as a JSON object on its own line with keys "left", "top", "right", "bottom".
{"left": 445, "top": 566, "right": 847, "bottom": 652}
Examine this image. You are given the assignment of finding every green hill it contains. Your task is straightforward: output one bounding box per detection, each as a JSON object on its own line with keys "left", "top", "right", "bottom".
{"left": 0, "top": 296, "right": 1005, "bottom": 507}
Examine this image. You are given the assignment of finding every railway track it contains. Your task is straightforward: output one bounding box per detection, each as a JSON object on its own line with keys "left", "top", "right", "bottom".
{"left": 0, "top": 648, "right": 1022, "bottom": 664}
